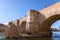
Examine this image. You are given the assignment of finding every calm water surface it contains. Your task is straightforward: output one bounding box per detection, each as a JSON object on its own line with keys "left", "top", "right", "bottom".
{"left": 0, "top": 32, "right": 60, "bottom": 40}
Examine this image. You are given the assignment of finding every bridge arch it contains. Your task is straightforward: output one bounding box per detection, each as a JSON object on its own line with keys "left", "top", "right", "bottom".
{"left": 20, "top": 21, "right": 27, "bottom": 34}
{"left": 40, "top": 14, "right": 60, "bottom": 36}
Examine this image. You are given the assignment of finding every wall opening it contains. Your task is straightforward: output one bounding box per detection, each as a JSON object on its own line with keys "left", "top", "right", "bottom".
{"left": 20, "top": 21, "right": 26, "bottom": 34}
{"left": 51, "top": 20, "right": 60, "bottom": 36}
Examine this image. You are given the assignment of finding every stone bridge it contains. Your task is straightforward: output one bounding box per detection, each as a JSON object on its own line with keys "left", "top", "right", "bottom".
{"left": 19, "top": 2, "right": 60, "bottom": 36}
{"left": 5, "top": 2, "right": 60, "bottom": 37}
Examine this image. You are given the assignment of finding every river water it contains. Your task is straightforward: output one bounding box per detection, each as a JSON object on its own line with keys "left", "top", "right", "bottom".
{"left": 0, "top": 32, "right": 60, "bottom": 40}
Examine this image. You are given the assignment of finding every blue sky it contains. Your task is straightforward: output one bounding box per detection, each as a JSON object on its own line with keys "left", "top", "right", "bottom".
{"left": 51, "top": 20, "right": 60, "bottom": 28}
{"left": 0, "top": 0, "right": 60, "bottom": 25}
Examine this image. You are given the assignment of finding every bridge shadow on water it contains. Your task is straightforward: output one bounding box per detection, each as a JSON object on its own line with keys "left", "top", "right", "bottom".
{"left": 3, "top": 35, "right": 60, "bottom": 40}
{"left": 0, "top": 33, "right": 60, "bottom": 40}
{"left": 3, "top": 32, "right": 60, "bottom": 40}
{"left": 5, "top": 37, "right": 52, "bottom": 40}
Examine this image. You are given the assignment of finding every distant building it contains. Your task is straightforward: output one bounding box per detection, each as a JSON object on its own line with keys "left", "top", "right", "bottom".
{"left": 57, "top": 26, "right": 60, "bottom": 30}
{"left": 51, "top": 28, "right": 57, "bottom": 31}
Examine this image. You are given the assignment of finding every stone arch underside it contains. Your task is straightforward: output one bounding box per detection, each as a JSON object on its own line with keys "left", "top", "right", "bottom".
{"left": 39, "top": 14, "right": 60, "bottom": 36}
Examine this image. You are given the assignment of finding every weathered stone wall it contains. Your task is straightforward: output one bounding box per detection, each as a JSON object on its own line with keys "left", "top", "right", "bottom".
{"left": 27, "top": 10, "right": 40, "bottom": 34}
{"left": 5, "top": 22, "right": 19, "bottom": 37}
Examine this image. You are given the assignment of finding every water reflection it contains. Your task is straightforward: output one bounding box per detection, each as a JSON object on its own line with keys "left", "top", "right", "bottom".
{"left": 3, "top": 32, "right": 60, "bottom": 40}
{"left": 1, "top": 32, "right": 60, "bottom": 40}
{"left": 0, "top": 33, "right": 52, "bottom": 40}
